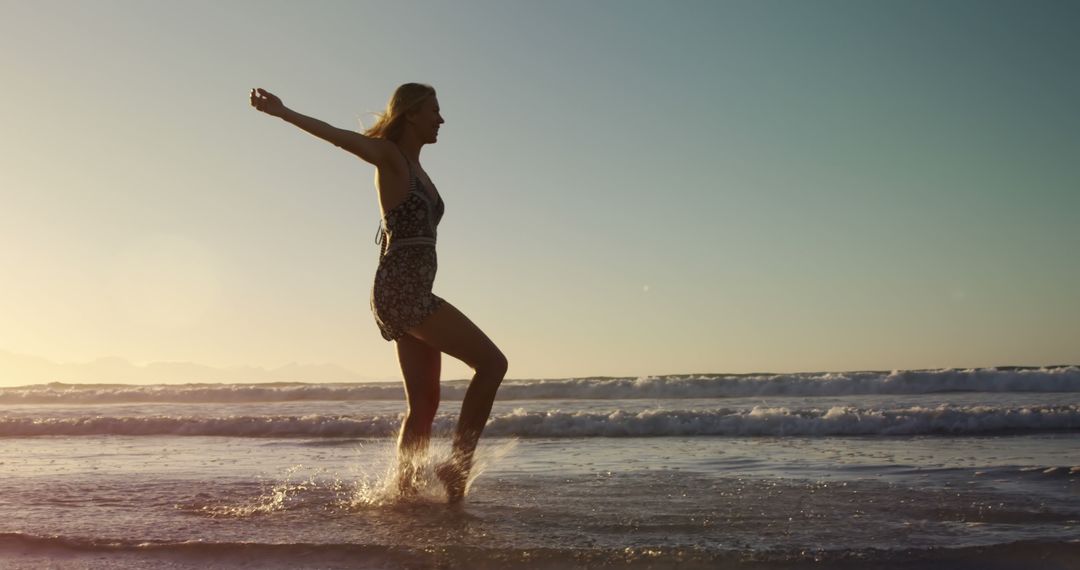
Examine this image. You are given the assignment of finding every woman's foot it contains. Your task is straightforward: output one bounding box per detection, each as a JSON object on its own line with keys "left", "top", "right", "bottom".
{"left": 435, "top": 461, "right": 467, "bottom": 503}
{"left": 396, "top": 463, "right": 420, "bottom": 498}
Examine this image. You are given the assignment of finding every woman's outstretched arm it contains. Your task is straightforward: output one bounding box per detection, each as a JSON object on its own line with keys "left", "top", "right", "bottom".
{"left": 249, "top": 88, "right": 393, "bottom": 167}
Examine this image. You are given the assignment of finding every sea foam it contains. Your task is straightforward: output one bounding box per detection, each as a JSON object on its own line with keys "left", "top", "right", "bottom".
{"left": 2, "top": 367, "right": 1077, "bottom": 404}
{"left": 2, "top": 404, "right": 1077, "bottom": 438}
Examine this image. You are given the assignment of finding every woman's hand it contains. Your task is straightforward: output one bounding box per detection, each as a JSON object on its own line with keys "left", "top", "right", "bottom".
{"left": 250, "top": 88, "right": 286, "bottom": 117}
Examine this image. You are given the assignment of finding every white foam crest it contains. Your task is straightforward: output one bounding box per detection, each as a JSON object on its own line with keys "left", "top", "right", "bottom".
{"left": 3, "top": 367, "right": 1077, "bottom": 404}
{"left": 482, "top": 405, "right": 1080, "bottom": 437}
{"left": 0, "top": 382, "right": 408, "bottom": 404}
{"left": 3, "top": 406, "right": 1077, "bottom": 438}
{"left": 0, "top": 413, "right": 412, "bottom": 437}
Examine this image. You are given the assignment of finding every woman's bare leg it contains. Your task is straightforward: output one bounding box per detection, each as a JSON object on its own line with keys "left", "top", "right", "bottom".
{"left": 407, "top": 301, "right": 507, "bottom": 502}
{"left": 395, "top": 333, "right": 441, "bottom": 495}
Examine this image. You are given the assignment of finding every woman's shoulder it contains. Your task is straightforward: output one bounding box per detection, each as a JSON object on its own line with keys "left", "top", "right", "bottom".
{"left": 372, "top": 142, "right": 410, "bottom": 177}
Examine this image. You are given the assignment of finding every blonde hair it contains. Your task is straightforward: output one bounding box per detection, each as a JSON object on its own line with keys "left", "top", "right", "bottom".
{"left": 363, "top": 83, "right": 436, "bottom": 142}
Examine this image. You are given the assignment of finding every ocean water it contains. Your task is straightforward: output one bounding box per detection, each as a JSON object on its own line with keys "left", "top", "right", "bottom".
{"left": 1, "top": 367, "right": 1078, "bottom": 569}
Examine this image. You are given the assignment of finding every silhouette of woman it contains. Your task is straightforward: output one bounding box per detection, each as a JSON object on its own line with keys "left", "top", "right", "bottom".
{"left": 250, "top": 84, "right": 506, "bottom": 503}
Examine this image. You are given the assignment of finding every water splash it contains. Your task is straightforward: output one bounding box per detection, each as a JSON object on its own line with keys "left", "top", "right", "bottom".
{"left": 198, "top": 464, "right": 322, "bottom": 518}
{"left": 346, "top": 438, "right": 519, "bottom": 508}
{"left": 192, "top": 438, "right": 519, "bottom": 516}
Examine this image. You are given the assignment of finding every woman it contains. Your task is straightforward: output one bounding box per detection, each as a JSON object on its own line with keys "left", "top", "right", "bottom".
{"left": 249, "top": 84, "right": 507, "bottom": 503}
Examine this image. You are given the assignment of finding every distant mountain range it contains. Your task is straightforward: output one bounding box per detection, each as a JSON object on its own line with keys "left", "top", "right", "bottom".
{"left": 0, "top": 350, "right": 383, "bottom": 385}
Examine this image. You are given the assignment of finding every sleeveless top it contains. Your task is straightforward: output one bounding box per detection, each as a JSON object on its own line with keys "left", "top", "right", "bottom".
{"left": 374, "top": 149, "right": 445, "bottom": 256}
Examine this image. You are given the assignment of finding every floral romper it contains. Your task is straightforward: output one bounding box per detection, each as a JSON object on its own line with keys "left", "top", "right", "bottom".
{"left": 370, "top": 150, "right": 446, "bottom": 341}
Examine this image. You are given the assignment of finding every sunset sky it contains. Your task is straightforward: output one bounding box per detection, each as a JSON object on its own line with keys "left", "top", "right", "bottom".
{"left": 2, "top": 0, "right": 1077, "bottom": 384}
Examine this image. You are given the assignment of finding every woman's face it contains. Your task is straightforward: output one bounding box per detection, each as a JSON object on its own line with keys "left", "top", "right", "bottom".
{"left": 409, "top": 96, "right": 444, "bottom": 144}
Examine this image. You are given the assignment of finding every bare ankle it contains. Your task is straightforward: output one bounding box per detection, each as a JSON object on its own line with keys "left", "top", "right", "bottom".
{"left": 435, "top": 461, "right": 467, "bottom": 503}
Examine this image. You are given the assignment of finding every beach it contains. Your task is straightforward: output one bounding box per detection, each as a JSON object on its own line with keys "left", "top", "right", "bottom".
{"left": 1, "top": 367, "right": 1078, "bottom": 568}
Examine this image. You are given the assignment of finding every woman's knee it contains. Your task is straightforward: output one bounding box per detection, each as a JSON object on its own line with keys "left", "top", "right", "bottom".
{"left": 478, "top": 348, "right": 508, "bottom": 380}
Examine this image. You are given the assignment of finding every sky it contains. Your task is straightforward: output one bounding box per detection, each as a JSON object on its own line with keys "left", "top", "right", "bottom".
{"left": 1, "top": 0, "right": 1078, "bottom": 384}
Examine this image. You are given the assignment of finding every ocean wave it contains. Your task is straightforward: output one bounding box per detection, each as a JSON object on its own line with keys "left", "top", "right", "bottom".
{"left": 2, "top": 404, "right": 1078, "bottom": 438}
{"left": 2, "top": 367, "right": 1078, "bottom": 404}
